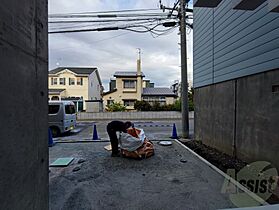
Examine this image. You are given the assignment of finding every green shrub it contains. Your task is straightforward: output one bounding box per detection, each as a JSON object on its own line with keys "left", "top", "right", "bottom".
{"left": 106, "top": 102, "right": 126, "bottom": 112}
{"left": 173, "top": 99, "right": 181, "bottom": 111}
{"left": 134, "top": 100, "right": 151, "bottom": 111}
{"left": 151, "top": 102, "right": 161, "bottom": 111}
{"left": 133, "top": 89, "right": 194, "bottom": 112}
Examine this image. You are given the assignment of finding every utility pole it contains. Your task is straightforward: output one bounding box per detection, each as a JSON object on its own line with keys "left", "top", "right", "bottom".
{"left": 180, "top": 0, "right": 189, "bottom": 138}
{"left": 159, "top": 0, "right": 190, "bottom": 138}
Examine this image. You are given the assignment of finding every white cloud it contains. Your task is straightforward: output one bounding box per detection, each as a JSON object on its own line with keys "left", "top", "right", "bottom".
{"left": 48, "top": 0, "right": 193, "bottom": 91}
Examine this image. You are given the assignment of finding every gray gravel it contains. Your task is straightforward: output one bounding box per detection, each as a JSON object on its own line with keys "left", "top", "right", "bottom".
{"left": 49, "top": 141, "right": 238, "bottom": 210}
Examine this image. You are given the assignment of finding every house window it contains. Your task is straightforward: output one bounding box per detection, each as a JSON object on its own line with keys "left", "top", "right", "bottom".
{"left": 59, "top": 78, "right": 65, "bottom": 85}
{"left": 143, "top": 96, "right": 166, "bottom": 106}
{"left": 51, "top": 78, "right": 57, "bottom": 85}
{"left": 51, "top": 96, "right": 59, "bottom": 101}
{"left": 123, "top": 100, "right": 136, "bottom": 107}
{"left": 77, "top": 78, "right": 83, "bottom": 86}
{"left": 123, "top": 80, "right": 136, "bottom": 89}
{"left": 69, "top": 78, "right": 75, "bottom": 85}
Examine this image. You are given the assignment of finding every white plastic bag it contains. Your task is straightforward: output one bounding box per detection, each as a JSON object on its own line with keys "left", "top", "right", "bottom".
{"left": 138, "top": 129, "right": 146, "bottom": 143}
{"left": 119, "top": 129, "right": 145, "bottom": 152}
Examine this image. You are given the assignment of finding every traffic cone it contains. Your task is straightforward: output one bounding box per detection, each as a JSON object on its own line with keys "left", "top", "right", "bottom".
{"left": 92, "top": 124, "right": 99, "bottom": 140}
{"left": 48, "top": 128, "right": 54, "bottom": 147}
{"left": 170, "top": 123, "right": 179, "bottom": 139}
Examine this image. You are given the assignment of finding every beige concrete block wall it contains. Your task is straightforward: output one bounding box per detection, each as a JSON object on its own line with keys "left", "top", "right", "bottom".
{"left": 77, "top": 111, "right": 194, "bottom": 121}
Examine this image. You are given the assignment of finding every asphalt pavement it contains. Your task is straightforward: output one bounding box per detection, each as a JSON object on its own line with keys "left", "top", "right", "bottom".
{"left": 54, "top": 119, "right": 194, "bottom": 142}
{"left": 49, "top": 140, "right": 237, "bottom": 210}
{"left": 49, "top": 119, "right": 267, "bottom": 210}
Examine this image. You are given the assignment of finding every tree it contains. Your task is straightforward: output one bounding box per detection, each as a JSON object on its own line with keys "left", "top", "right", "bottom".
{"left": 188, "top": 87, "right": 194, "bottom": 111}
{"left": 173, "top": 98, "right": 181, "bottom": 111}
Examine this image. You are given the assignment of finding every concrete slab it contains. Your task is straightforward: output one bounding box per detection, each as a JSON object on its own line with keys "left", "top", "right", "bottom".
{"left": 220, "top": 204, "right": 279, "bottom": 210}
{"left": 49, "top": 141, "right": 251, "bottom": 210}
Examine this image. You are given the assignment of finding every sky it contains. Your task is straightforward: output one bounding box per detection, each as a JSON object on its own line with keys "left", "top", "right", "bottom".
{"left": 48, "top": 0, "right": 193, "bottom": 91}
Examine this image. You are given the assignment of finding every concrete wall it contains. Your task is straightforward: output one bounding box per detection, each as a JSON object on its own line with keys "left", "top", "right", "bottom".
{"left": 78, "top": 111, "right": 194, "bottom": 121}
{"left": 194, "top": 81, "right": 235, "bottom": 156}
{"left": 195, "top": 69, "right": 279, "bottom": 169}
{"left": 0, "top": 1, "right": 48, "bottom": 209}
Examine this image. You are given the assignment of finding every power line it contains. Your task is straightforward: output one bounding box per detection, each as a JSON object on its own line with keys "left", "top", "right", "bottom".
{"left": 49, "top": 20, "right": 178, "bottom": 34}
{"left": 48, "top": 17, "right": 172, "bottom": 24}
{"left": 49, "top": 8, "right": 161, "bottom": 16}
{"left": 48, "top": 6, "right": 182, "bottom": 36}
{"left": 49, "top": 13, "right": 174, "bottom": 19}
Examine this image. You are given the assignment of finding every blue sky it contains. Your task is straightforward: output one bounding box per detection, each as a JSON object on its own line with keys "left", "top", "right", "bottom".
{"left": 49, "top": 0, "right": 193, "bottom": 90}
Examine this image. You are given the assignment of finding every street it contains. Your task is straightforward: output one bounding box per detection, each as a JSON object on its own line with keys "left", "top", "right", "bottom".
{"left": 54, "top": 119, "right": 195, "bottom": 142}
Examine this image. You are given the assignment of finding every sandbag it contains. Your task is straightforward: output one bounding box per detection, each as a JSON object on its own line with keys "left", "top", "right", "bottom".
{"left": 120, "top": 128, "right": 154, "bottom": 160}
{"left": 121, "top": 139, "right": 154, "bottom": 160}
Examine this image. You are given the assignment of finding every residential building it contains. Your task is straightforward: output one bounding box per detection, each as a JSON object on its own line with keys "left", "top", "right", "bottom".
{"left": 193, "top": 0, "right": 279, "bottom": 169}
{"left": 48, "top": 67, "right": 103, "bottom": 112}
{"left": 103, "top": 58, "right": 176, "bottom": 110}
{"left": 142, "top": 88, "right": 176, "bottom": 106}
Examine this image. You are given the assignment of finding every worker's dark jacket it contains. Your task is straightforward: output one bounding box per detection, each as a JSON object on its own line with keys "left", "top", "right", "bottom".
{"left": 107, "top": 121, "right": 127, "bottom": 154}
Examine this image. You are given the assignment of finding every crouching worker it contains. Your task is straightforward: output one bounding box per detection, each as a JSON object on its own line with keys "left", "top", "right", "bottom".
{"left": 106, "top": 121, "right": 133, "bottom": 157}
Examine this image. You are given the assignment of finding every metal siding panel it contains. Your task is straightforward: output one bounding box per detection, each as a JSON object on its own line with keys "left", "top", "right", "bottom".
{"left": 194, "top": 7, "right": 214, "bottom": 88}
{"left": 194, "top": 11, "right": 214, "bottom": 41}
{"left": 194, "top": 8, "right": 209, "bottom": 24}
{"left": 214, "top": 57, "right": 279, "bottom": 83}
{"left": 194, "top": 38, "right": 213, "bottom": 56}
{"left": 215, "top": 13, "right": 278, "bottom": 54}
{"left": 193, "top": 77, "right": 213, "bottom": 88}
{"left": 214, "top": 0, "right": 235, "bottom": 24}
{"left": 214, "top": 28, "right": 279, "bottom": 71}
{"left": 194, "top": 0, "right": 279, "bottom": 88}
{"left": 214, "top": 16, "right": 279, "bottom": 60}
{"left": 214, "top": 10, "right": 246, "bottom": 36}
{"left": 214, "top": 2, "right": 267, "bottom": 44}
{"left": 195, "top": 55, "right": 213, "bottom": 69}
{"left": 214, "top": 48, "right": 279, "bottom": 79}
{"left": 194, "top": 67, "right": 213, "bottom": 78}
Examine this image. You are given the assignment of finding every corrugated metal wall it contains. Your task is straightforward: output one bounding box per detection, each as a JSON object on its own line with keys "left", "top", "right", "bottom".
{"left": 193, "top": 0, "right": 279, "bottom": 88}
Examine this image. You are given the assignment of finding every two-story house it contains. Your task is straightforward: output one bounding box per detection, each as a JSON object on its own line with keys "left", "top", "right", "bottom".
{"left": 103, "top": 58, "right": 177, "bottom": 110}
{"left": 48, "top": 67, "right": 103, "bottom": 112}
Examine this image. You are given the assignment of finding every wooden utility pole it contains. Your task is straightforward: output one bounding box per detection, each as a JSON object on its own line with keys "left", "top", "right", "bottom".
{"left": 180, "top": 0, "right": 190, "bottom": 138}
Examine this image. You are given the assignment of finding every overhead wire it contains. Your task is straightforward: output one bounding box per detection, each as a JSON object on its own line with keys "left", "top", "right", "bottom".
{"left": 49, "top": 8, "right": 161, "bottom": 16}
{"left": 48, "top": 6, "right": 186, "bottom": 36}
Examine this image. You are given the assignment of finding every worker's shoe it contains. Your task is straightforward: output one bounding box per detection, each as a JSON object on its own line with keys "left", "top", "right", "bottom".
{"left": 111, "top": 151, "right": 121, "bottom": 157}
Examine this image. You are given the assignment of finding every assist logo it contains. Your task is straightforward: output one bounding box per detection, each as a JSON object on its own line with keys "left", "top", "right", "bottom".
{"left": 222, "top": 161, "right": 278, "bottom": 207}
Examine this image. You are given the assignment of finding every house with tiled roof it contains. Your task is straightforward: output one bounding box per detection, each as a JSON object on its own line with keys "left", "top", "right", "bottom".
{"left": 48, "top": 67, "right": 103, "bottom": 112}
{"left": 142, "top": 88, "right": 177, "bottom": 106}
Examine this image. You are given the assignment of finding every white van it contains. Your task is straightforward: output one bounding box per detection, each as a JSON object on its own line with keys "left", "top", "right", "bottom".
{"left": 48, "top": 101, "right": 77, "bottom": 137}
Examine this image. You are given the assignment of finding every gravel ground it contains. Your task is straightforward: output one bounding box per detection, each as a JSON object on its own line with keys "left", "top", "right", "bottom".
{"left": 49, "top": 141, "right": 239, "bottom": 210}
{"left": 182, "top": 140, "right": 279, "bottom": 205}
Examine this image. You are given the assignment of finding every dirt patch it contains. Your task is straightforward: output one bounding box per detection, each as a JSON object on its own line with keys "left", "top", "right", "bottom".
{"left": 183, "top": 140, "right": 246, "bottom": 173}
{"left": 182, "top": 140, "right": 279, "bottom": 204}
